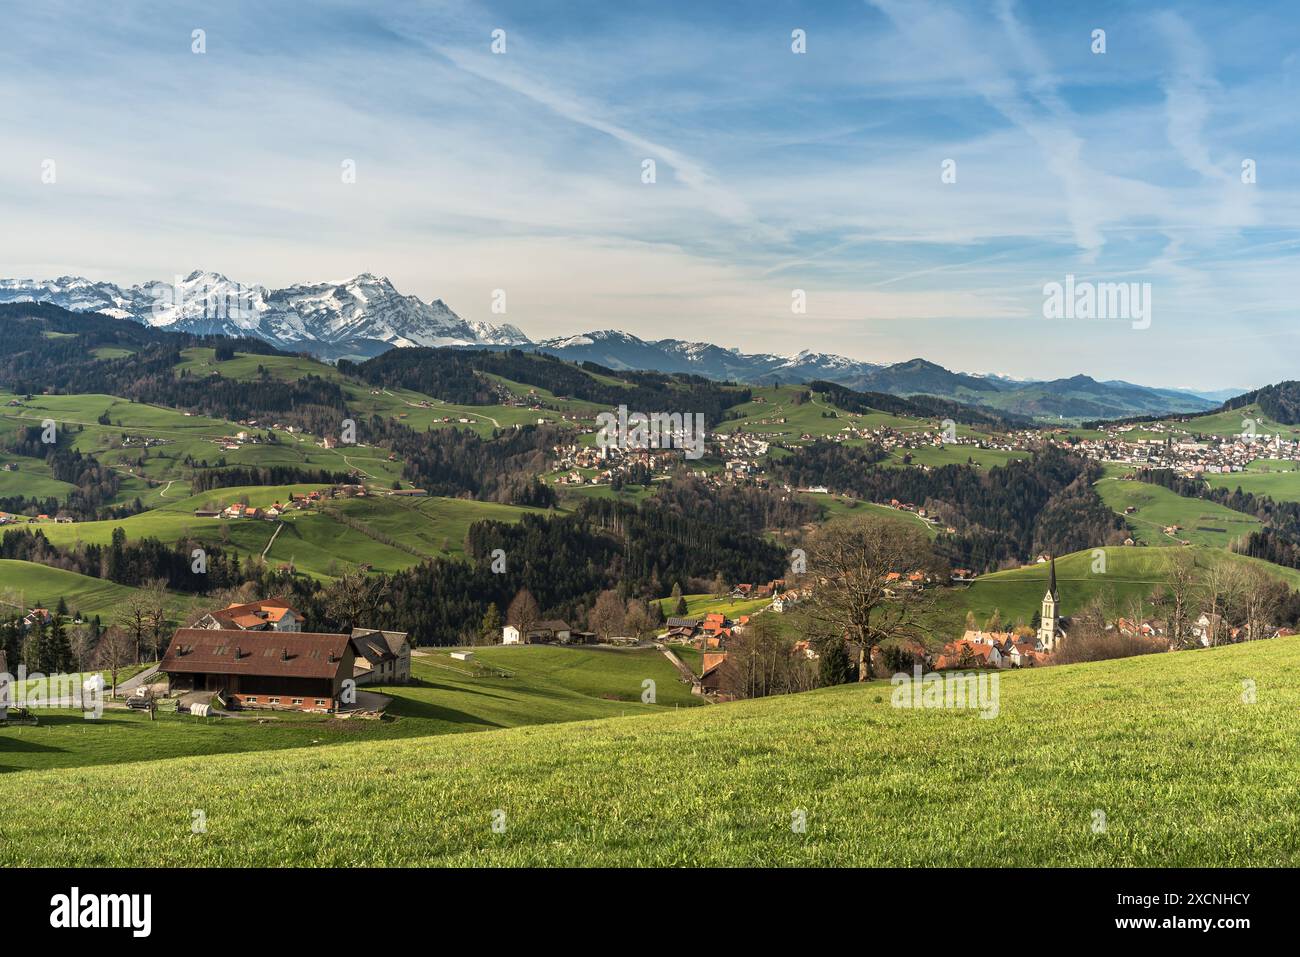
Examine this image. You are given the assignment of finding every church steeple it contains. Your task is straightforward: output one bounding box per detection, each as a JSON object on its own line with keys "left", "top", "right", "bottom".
{"left": 1038, "top": 555, "right": 1062, "bottom": 651}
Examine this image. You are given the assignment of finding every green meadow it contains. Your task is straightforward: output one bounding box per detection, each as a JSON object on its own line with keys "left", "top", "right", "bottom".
{"left": 0, "top": 645, "right": 698, "bottom": 774}
{"left": 19, "top": 485, "right": 550, "bottom": 577}
{"left": 3, "top": 637, "right": 1296, "bottom": 866}
{"left": 0, "top": 559, "right": 153, "bottom": 620}
{"left": 1202, "top": 462, "right": 1300, "bottom": 503}
{"left": 1096, "top": 476, "right": 1260, "bottom": 547}
{"left": 714, "top": 385, "right": 936, "bottom": 444}
{"left": 938, "top": 545, "right": 1300, "bottom": 635}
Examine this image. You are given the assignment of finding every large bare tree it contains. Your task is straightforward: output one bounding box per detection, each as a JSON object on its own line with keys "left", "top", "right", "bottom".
{"left": 506, "top": 588, "right": 541, "bottom": 641}
{"left": 588, "top": 589, "right": 625, "bottom": 640}
{"left": 805, "top": 516, "right": 937, "bottom": 681}
{"left": 321, "top": 567, "right": 390, "bottom": 631}
{"left": 1155, "top": 549, "right": 1202, "bottom": 650}
{"left": 95, "top": 626, "right": 136, "bottom": 697}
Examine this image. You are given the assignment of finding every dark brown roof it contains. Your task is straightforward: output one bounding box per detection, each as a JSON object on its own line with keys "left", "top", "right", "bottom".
{"left": 161, "top": 629, "right": 350, "bottom": 679}
{"left": 352, "top": 628, "right": 409, "bottom": 658}
{"left": 349, "top": 631, "right": 396, "bottom": 665}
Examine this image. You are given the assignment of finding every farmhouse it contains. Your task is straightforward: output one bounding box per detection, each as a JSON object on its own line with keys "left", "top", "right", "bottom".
{"left": 193, "top": 597, "right": 302, "bottom": 632}
{"left": 159, "top": 628, "right": 355, "bottom": 712}
{"left": 350, "top": 628, "right": 411, "bottom": 684}
{"left": 502, "top": 620, "right": 571, "bottom": 644}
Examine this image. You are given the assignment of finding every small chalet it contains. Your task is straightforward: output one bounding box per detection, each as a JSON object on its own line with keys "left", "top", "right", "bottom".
{"left": 160, "top": 628, "right": 355, "bottom": 712}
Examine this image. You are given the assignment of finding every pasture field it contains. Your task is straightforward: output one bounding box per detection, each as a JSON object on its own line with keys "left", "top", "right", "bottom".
{"left": 0, "top": 645, "right": 698, "bottom": 775}
{"left": 801, "top": 494, "right": 939, "bottom": 538}
{"left": 0, "top": 559, "right": 155, "bottom": 620}
{"left": 20, "top": 486, "right": 551, "bottom": 577}
{"left": 174, "top": 347, "right": 578, "bottom": 438}
{"left": 1202, "top": 462, "right": 1300, "bottom": 503}
{"left": 0, "top": 390, "right": 407, "bottom": 491}
{"left": 934, "top": 545, "right": 1300, "bottom": 635}
{"left": 3, "top": 637, "right": 1296, "bottom": 866}
{"left": 654, "top": 593, "right": 773, "bottom": 619}
{"left": 714, "top": 385, "right": 935, "bottom": 444}
{"left": 881, "top": 445, "right": 1029, "bottom": 470}
{"left": 1095, "top": 476, "right": 1260, "bottom": 547}
{"left": 0, "top": 452, "right": 76, "bottom": 500}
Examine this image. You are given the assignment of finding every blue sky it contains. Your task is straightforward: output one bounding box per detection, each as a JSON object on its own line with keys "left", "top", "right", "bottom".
{"left": 3, "top": 0, "right": 1299, "bottom": 390}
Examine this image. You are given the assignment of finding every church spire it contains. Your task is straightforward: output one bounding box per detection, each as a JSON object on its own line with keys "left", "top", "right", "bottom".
{"left": 1047, "top": 554, "right": 1058, "bottom": 600}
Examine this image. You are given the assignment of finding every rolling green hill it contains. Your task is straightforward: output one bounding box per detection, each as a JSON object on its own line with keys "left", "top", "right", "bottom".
{"left": 3, "top": 637, "right": 1295, "bottom": 866}
{"left": 1095, "top": 476, "right": 1261, "bottom": 547}
{"left": 0, "top": 559, "right": 155, "bottom": 620}
{"left": 23, "top": 485, "right": 553, "bottom": 578}
{"left": 939, "top": 545, "right": 1300, "bottom": 635}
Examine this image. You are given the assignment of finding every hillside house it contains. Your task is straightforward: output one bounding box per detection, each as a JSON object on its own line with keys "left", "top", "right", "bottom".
{"left": 193, "top": 598, "right": 303, "bottom": 633}
{"left": 502, "top": 620, "right": 571, "bottom": 644}
{"left": 699, "top": 651, "right": 731, "bottom": 698}
{"left": 160, "top": 628, "right": 355, "bottom": 712}
{"left": 350, "top": 628, "right": 411, "bottom": 684}
{"left": 663, "top": 617, "right": 700, "bottom": 639}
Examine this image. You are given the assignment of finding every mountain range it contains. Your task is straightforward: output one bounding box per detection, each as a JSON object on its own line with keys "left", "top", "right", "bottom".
{"left": 0, "top": 272, "right": 530, "bottom": 360}
{"left": 0, "top": 272, "right": 1225, "bottom": 420}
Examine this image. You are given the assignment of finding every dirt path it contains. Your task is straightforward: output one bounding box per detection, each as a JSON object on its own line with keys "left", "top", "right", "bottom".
{"left": 260, "top": 521, "right": 284, "bottom": 560}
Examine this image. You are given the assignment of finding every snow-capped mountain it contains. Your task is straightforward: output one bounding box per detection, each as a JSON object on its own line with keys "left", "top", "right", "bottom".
{"left": 0, "top": 274, "right": 1224, "bottom": 419}
{"left": 535, "top": 330, "right": 884, "bottom": 384}
{"left": 0, "top": 272, "right": 530, "bottom": 360}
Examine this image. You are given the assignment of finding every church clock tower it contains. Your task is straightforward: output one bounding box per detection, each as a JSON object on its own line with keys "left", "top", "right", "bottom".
{"left": 1037, "top": 555, "right": 1061, "bottom": 651}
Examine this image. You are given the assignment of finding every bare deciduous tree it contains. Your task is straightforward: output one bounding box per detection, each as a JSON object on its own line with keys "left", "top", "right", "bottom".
{"left": 321, "top": 568, "right": 390, "bottom": 631}
{"left": 589, "top": 589, "right": 625, "bottom": 640}
{"left": 95, "top": 626, "right": 136, "bottom": 697}
{"left": 805, "top": 517, "right": 936, "bottom": 681}
{"left": 506, "top": 588, "right": 541, "bottom": 641}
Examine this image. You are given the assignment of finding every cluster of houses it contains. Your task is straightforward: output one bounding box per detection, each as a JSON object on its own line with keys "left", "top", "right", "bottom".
{"left": 0, "top": 511, "right": 74, "bottom": 525}
{"left": 1066, "top": 425, "right": 1300, "bottom": 476}
{"left": 194, "top": 486, "right": 372, "bottom": 520}
{"left": 157, "top": 597, "right": 411, "bottom": 713}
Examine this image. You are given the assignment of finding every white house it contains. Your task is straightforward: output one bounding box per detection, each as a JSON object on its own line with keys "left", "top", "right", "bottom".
{"left": 502, "top": 620, "right": 571, "bottom": 645}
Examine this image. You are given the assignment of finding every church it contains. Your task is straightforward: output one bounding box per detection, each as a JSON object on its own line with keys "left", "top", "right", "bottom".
{"left": 1036, "top": 556, "right": 1069, "bottom": 651}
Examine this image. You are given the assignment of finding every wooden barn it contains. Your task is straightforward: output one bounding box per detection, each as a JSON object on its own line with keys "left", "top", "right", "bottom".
{"left": 160, "top": 628, "right": 355, "bottom": 712}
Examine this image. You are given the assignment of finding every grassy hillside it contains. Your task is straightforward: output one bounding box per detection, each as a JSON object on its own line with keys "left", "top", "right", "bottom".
{"left": 714, "top": 385, "right": 936, "bottom": 445}
{"left": 27, "top": 485, "right": 551, "bottom": 577}
{"left": 2, "top": 637, "right": 1296, "bottom": 866}
{"left": 1, "top": 390, "right": 407, "bottom": 493}
{"left": 0, "top": 645, "right": 700, "bottom": 774}
{"left": 0, "top": 559, "right": 156, "bottom": 620}
{"left": 1203, "top": 461, "right": 1300, "bottom": 503}
{"left": 1096, "top": 476, "right": 1261, "bottom": 547}
{"left": 939, "top": 545, "right": 1300, "bottom": 635}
